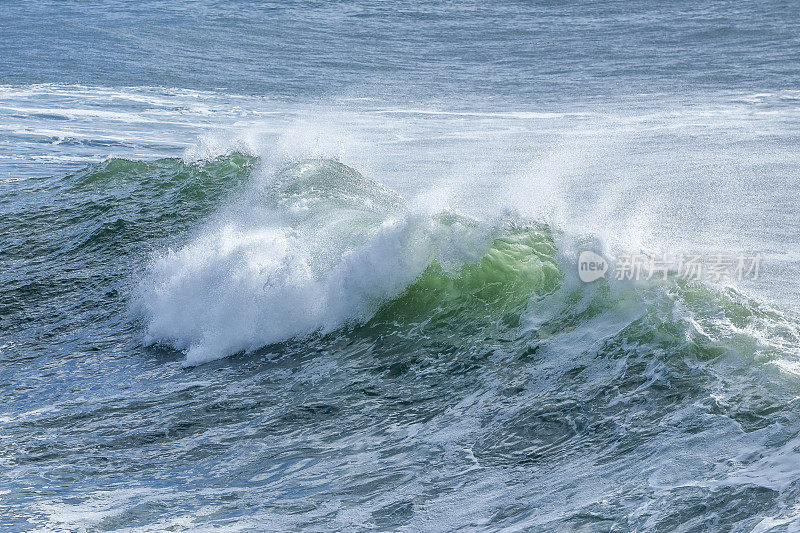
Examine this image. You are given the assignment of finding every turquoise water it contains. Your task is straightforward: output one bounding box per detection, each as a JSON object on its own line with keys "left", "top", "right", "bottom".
{"left": 2, "top": 2, "right": 800, "bottom": 531}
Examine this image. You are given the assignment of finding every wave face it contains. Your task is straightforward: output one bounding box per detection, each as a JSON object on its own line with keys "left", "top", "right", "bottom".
{"left": 134, "top": 158, "right": 800, "bottom": 375}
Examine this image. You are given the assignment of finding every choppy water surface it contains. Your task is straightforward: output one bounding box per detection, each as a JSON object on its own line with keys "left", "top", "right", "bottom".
{"left": 2, "top": 1, "right": 800, "bottom": 531}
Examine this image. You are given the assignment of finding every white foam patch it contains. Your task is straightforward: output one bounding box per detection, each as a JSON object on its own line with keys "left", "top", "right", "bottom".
{"left": 134, "top": 197, "right": 487, "bottom": 365}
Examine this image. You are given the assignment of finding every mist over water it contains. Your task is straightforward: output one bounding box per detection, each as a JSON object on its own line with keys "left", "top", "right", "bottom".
{"left": 2, "top": 1, "right": 800, "bottom": 531}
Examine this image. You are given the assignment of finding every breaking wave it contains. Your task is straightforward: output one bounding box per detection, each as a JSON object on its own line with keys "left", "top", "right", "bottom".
{"left": 130, "top": 157, "right": 800, "bottom": 382}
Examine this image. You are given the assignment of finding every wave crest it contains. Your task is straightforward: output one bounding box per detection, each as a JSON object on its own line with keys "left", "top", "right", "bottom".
{"left": 134, "top": 159, "right": 538, "bottom": 365}
{"left": 133, "top": 158, "right": 800, "bottom": 376}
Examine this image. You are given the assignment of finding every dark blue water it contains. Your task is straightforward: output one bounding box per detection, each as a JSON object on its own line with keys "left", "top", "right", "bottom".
{"left": 3, "top": 1, "right": 799, "bottom": 101}
{"left": 2, "top": 2, "right": 800, "bottom": 531}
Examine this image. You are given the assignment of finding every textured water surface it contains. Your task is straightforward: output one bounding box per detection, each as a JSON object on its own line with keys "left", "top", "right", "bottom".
{"left": 2, "top": 1, "right": 800, "bottom": 531}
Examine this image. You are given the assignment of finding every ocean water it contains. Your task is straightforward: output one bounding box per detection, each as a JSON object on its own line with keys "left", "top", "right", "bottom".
{"left": 2, "top": 1, "right": 800, "bottom": 531}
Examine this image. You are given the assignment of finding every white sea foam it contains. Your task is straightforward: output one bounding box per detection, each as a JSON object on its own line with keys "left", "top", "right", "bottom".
{"left": 133, "top": 157, "right": 490, "bottom": 365}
